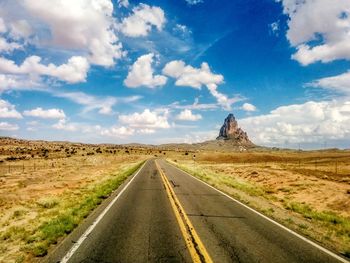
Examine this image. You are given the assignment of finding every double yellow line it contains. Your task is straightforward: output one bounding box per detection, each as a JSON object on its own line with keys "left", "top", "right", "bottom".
{"left": 155, "top": 160, "right": 213, "bottom": 263}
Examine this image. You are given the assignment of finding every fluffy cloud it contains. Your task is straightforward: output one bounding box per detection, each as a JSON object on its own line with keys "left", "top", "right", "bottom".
{"left": 101, "top": 126, "right": 135, "bottom": 137}
{"left": 52, "top": 119, "right": 77, "bottom": 131}
{"left": 0, "top": 56, "right": 89, "bottom": 83}
{"left": 242, "top": 103, "right": 257, "bottom": 112}
{"left": 240, "top": 100, "right": 350, "bottom": 148}
{"left": 0, "top": 99, "right": 22, "bottom": 118}
{"left": 0, "top": 74, "right": 41, "bottom": 93}
{"left": 21, "top": 0, "right": 122, "bottom": 66}
{"left": 176, "top": 109, "right": 202, "bottom": 121}
{"left": 310, "top": 70, "right": 350, "bottom": 95}
{"left": 120, "top": 4, "right": 165, "bottom": 37}
{"left": 163, "top": 60, "right": 236, "bottom": 110}
{"left": 124, "top": 53, "right": 167, "bottom": 88}
{"left": 23, "top": 107, "right": 66, "bottom": 119}
{"left": 278, "top": 0, "right": 350, "bottom": 65}
{"left": 0, "top": 121, "right": 19, "bottom": 131}
{"left": 119, "top": 109, "right": 170, "bottom": 129}
{"left": 0, "top": 37, "right": 22, "bottom": 53}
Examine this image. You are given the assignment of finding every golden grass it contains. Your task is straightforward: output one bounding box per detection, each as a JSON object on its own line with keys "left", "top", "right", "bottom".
{"left": 168, "top": 149, "right": 350, "bottom": 258}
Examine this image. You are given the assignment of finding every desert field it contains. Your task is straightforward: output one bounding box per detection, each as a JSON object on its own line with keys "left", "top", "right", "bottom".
{"left": 1, "top": 136, "right": 350, "bottom": 262}
{"left": 0, "top": 138, "right": 151, "bottom": 262}
{"left": 168, "top": 149, "right": 350, "bottom": 257}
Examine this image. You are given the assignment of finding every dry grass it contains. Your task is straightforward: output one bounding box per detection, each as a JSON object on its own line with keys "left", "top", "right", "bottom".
{"left": 0, "top": 138, "right": 151, "bottom": 263}
{"left": 169, "top": 149, "right": 350, "bottom": 257}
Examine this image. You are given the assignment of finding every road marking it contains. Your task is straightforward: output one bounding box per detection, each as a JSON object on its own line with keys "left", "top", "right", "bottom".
{"left": 167, "top": 160, "right": 349, "bottom": 263}
{"left": 60, "top": 161, "right": 148, "bottom": 263}
{"left": 155, "top": 160, "right": 213, "bottom": 263}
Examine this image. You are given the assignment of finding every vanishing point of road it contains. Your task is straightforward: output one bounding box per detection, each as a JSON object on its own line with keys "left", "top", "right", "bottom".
{"left": 46, "top": 159, "right": 349, "bottom": 263}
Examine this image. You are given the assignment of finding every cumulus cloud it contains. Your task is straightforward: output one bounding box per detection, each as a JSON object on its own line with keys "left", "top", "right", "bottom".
{"left": 163, "top": 60, "right": 236, "bottom": 110}
{"left": 20, "top": 0, "right": 123, "bottom": 66}
{"left": 240, "top": 100, "right": 350, "bottom": 148}
{"left": 0, "top": 74, "right": 41, "bottom": 93}
{"left": 52, "top": 119, "right": 77, "bottom": 131}
{"left": 124, "top": 53, "right": 167, "bottom": 88}
{"left": 0, "top": 99, "right": 22, "bottom": 118}
{"left": 0, "top": 121, "right": 19, "bottom": 131}
{"left": 101, "top": 126, "right": 135, "bottom": 137}
{"left": 119, "top": 109, "right": 170, "bottom": 129}
{"left": 0, "top": 37, "right": 22, "bottom": 53}
{"left": 0, "top": 55, "right": 89, "bottom": 83}
{"left": 176, "top": 109, "right": 202, "bottom": 121}
{"left": 119, "top": 3, "right": 166, "bottom": 37}
{"left": 241, "top": 102, "right": 257, "bottom": 112}
{"left": 278, "top": 0, "right": 350, "bottom": 65}
{"left": 310, "top": 70, "right": 350, "bottom": 96}
{"left": 23, "top": 107, "right": 66, "bottom": 119}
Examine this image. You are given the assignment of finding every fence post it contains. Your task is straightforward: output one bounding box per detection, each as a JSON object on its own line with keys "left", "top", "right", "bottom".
{"left": 335, "top": 161, "right": 338, "bottom": 175}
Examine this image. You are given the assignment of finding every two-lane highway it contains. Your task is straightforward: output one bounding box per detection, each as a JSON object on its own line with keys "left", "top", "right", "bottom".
{"left": 47, "top": 159, "right": 348, "bottom": 263}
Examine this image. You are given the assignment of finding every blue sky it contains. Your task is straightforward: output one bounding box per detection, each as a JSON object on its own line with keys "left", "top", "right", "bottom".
{"left": 0, "top": 0, "right": 349, "bottom": 149}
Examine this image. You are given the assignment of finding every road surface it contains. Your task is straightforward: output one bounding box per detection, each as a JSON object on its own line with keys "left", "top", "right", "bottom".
{"left": 46, "top": 159, "right": 348, "bottom": 263}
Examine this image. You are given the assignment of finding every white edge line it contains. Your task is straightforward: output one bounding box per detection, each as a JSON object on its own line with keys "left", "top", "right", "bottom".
{"left": 167, "top": 161, "right": 349, "bottom": 263}
{"left": 60, "top": 161, "right": 148, "bottom": 263}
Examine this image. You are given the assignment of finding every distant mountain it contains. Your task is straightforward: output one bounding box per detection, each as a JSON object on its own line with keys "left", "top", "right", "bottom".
{"left": 216, "top": 113, "right": 253, "bottom": 146}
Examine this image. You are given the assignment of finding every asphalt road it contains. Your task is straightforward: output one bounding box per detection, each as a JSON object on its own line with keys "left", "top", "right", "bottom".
{"left": 49, "top": 159, "right": 348, "bottom": 263}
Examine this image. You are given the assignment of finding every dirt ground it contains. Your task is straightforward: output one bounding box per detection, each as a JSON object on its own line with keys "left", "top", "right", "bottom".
{"left": 0, "top": 138, "right": 150, "bottom": 262}
{"left": 169, "top": 149, "right": 350, "bottom": 256}
{"left": 1, "top": 137, "right": 349, "bottom": 261}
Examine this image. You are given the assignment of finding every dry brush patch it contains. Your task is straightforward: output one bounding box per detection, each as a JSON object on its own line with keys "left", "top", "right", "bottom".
{"left": 168, "top": 149, "right": 350, "bottom": 258}
{"left": 0, "top": 139, "right": 148, "bottom": 263}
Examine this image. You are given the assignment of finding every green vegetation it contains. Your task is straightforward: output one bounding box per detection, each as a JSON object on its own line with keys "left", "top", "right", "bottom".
{"left": 24, "top": 161, "right": 144, "bottom": 257}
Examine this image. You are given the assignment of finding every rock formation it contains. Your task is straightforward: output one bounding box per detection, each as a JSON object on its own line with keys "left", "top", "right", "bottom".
{"left": 216, "top": 113, "right": 253, "bottom": 145}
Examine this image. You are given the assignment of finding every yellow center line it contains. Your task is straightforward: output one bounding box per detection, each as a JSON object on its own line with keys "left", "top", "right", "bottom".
{"left": 155, "top": 160, "right": 213, "bottom": 263}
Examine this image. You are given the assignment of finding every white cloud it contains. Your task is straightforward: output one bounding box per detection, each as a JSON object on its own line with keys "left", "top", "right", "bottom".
{"left": 163, "top": 60, "right": 236, "bottom": 110}
{"left": 0, "top": 55, "right": 89, "bottom": 83}
{"left": 185, "top": 0, "right": 203, "bottom": 5}
{"left": 53, "top": 91, "right": 141, "bottom": 115}
{"left": 0, "top": 18, "right": 6, "bottom": 33}
{"left": 240, "top": 100, "right": 350, "bottom": 148}
{"left": 0, "top": 37, "right": 22, "bottom": 53}
{"left": 118, "top": 0, "right": 129, "bottom": 8}
{"left": 269, "top": 21, "right": 280, "bottom": 36}
{"left": 52, "top": 118, "right": 77, "bottom": 131}
{"left": 278, "top": 0, "right": 350, "bottom": 65}
{"left": 23, "top": 107, "right": 66, "bottom": 119}
{"left": 176, "top": 109, "right": 202, "bottom": 121}
{"left": 170, "top": 98, "right": 218, "bottom": 110}
{"left": 0, "top": 99, "right": 22, "bottom": 118}
{"left": 120, "top": 3, "right": 166, "bottom": 37}
{"left": 310, "top": 70, "right": 350, "bottom": 95}
{"left": 21, "top": 0, "right": 123, "bottom": 66}
{"left": 241, "top": 102, "right": 257, "bottom": 112}
{"left": 101, "top": 126, "right": 135, "bottom": 137}
{"left": 119, "top": 109, "right": 170, "bottom": 129}
{"left": 0, "top": 121, "right": 19, "bottom": 131}
{"left": 9, "top": 19, "right": 32, "bottom": 40}
{"left": 124, "top": 53, "right": 167, "bottom": 88}
{"left": 0, "top": 74, "right": 41, "bottom": 93}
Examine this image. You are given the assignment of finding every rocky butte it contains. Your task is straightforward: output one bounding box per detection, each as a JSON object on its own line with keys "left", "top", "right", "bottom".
{"left": 216, "top": 113, "right": 253, "bottom": 146}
